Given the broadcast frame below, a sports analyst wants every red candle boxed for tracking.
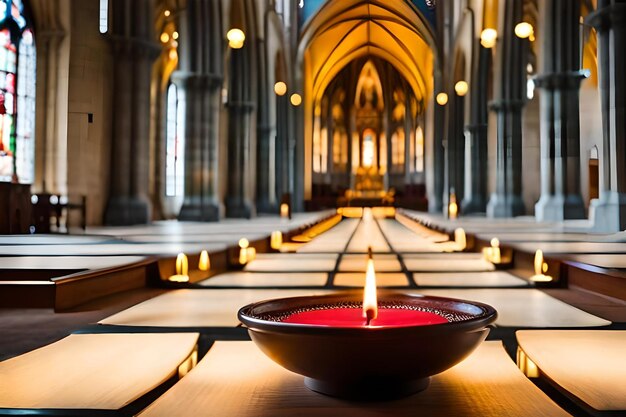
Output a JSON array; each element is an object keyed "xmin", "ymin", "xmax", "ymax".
[{"xmin": 283, "ymin": 307, "xmax": 449, "ymax": 328}]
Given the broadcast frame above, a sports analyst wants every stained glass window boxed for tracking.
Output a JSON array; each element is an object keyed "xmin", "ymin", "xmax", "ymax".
[
  {"xmin": 165, "ymin": 83, "xmax": 185, "ymax": 197},
  {"xmin": 0, "ymin": 0, "xmax": 35, "ymax": 184}
]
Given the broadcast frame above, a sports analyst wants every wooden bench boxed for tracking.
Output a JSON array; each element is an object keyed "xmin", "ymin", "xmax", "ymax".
[
  {"xmin": 516, "ymin": 330, "xmax": 626, "ymax": 415},
  {"xmin": 0, "ymin": 333, "xmax": 199, "ymax": 416},
  {"xmin": 198, "ymin": 272, "xmax": 328, "ymax": 288},
  {"xmin": 413, "ymin": 271, "xmax": 528, "ymax": 288},
  {"xmin": 136, "ymin": 341, "xmax": 570, "ymax": 417},
  {"xmin": 99, "ymin": 289, "xmax": 331, "ymax": 329},
  {"xmin": 415, "ymin": 289, "xmax": 611, "ymax": 328},
  {"xmin": 338, "ymin": 254, "xmax": 402, "ymax": 272}
]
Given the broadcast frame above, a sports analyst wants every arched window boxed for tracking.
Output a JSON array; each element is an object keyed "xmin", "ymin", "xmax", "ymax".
[
  {"xmin": 390, "ymin": 127, "xmax": 405, "ymax": 173},
  {"xmin": 165, "ymin": 83, "xmax": 185, "ymax": 197},
  {"xmin": 415, "ymin": 126, "xmax": 424, "ymax": 173},
  {"xmin": 0, "ymin": 0, "xmax": 35, "ymax": 184}
]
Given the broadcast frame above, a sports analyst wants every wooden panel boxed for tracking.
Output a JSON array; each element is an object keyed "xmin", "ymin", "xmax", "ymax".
[
  {"xmin": 339, "ymin": 254, "xmax": 402, "ymax": 272},
  {"xmin": 334, "ymin": 272, "xmax": 409, "ymax": 287},
  {"xmin": 346, "ymin": 220, "xmax": 390, "ymax": 252},
  {"xmin": 404, "ymin": 257, "xmax": 495, "ymax": 272},
  {"xmin": 244, "ymin": 254, "xmax": 338, "ymax": 272},
  {"xmin": 414, "ymin": 271, "xmax": 527, "ymax": 287},
  {"xmin": 199, "ymin": 272, "xmax": 328, "ymax": 287},
  {"xmin": 0, "ymin": 333, "xmax": 198, "ymax": 410},
  {"xmin": 517, "ymin": 330, "xmax": 626, "ymax": 411},
  {"xmin": 100, "ymin": 289, "xmax": 332, "ymax": 328},
  {"xmin": 138, "ymin": 341, "xmax": 570, "ymax": 417},
  {"xmin": 298, "ymin": 219, "xmax": 359, "ymax": 253},
  {"xmin": 415, "ymin": 289, "xmax": 611, "ymax": 328}
]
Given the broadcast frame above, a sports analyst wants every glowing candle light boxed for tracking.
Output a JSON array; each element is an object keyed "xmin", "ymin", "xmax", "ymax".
[
  {"xmin": 490, "ymin": 238, "xmax": 501, "ymax": 264},
  {"xmin": 530, "ymin": 249, "xmax": 553, "ymax": 282},
  {"xmin": 363, "ymin": 247, "xmax": 378, "ymax": 325},
  {"xmin": 239, "ymin": 238, "xmax": 250, "ymax": 265},
  {"xmin": 169, "ymin": 253, "xmax": 190, "ymax": 282},
  {"xmin": 198, "ymin": 250, "xmax": 210, "ymax": 272},
  {"xmin": 280, "ymin": 203, "xmax": 290, "ymax": 219},
  {"xmin": 270, "ymin": 231, "xmax": 283, "ymax": 250},
  {"xmin": 448, "ymin": 193, "xmax": 458, "ymax": 220},
  {"xmin": 247, "ymin": 247, "xmax": 257, "ymax": 262}
]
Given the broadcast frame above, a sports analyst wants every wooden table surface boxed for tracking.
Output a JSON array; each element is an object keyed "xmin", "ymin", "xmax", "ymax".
[
  {"xmin": 333, "ymin": 272, "xmax": 409, "ymax": 287},
  {"xmin": 339, "ymin": 254, "xmax": 402, "ymax": 272},
  {"xmin": 415, "ymin": 289, "xmax": 611, "ymax": 328},
  {"xmin": 244, "ymin": 254, "xmax": 339, "ymax": 272},
  {"xmin": 516, "ymin": 330, "xmax": 626, "ymax": 411},
  {"xmin": 403, "ymin": 257, "xmax": 495, "ymax": 272},
  {"xmin": 296, "ymin": 218, "xmax": 359, "ymax": 253},
  {"xmin": 413, "ymin": 271, "xmax": 528, "ymax": 287},
  {"xmin": 0, "ymin": 333, "xmax": 198, "ymax": 410},
  {"xmin": 199, "ymin": 272, "xmax": 329, "ymax": 287},
  {"xmin": 99, "ymin": 289, "xmax": 332, "ymax": 328},
  {"xmin": 0, "ymin": 255, "xmax": 147, "ymax": 270},
  {"xmin": 137, "ymin": 341, "xmax": 570, "ymax": 417}
]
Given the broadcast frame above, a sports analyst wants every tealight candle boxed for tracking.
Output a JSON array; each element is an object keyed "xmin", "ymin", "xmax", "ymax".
[
  {"xmin": 270, "ymin": 231, "xmax": 283, "ymax": 250},
  {"xmin": 239, "ymin": 238, "xmax": 250, "ymax": 265},
  {"xmin": 483, "ymin": 238, "xmax": 501, "ymax": 264},
  {"xmin": 530, "ymin": 249, "xmax": 553, "ymax": 282},
  {"xmin": 169, "ymin": 253, "xmax": 190, "ymax": 282},
  {"xmin": 454, "ymin": 227, "xmax": 466, "ymax": 251},
  {"xmin": 448, "ymin": 192, "xmax": 458, "ymax": 220},
  {"xmin": 280, "ymin": 203, "xmax": 290, "ymax": 219},
  {"xmin": 198, "ymin": 250, "xmax": 210, "ymax": 272}
]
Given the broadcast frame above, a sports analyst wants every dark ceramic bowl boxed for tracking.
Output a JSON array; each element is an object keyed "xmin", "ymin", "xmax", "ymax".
[{"xmin": 238, "ymin": 291, "xmax": 497, "ymax": 400}]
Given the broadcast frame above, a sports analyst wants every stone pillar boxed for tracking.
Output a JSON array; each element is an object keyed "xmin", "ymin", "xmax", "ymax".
[
  {"xmin": 462, "ymin": 42, "xmax": 490, "ymax": 213},
  {"xmin": 587, "ymin": 1, "xmax": 626, "ymax": 231},
  {"xmin": 225, "ymin": 47, "xmax": 256, "ymax": 218},
  {"xmin": 176, "ymin": 0, "xmax": 224, "ymax": 221},
  {"xmin": 429, "ymin": 95, "xmax": 445, "ymax": 213},
  {"xmin": 176, "ymin": 73, "xmax": 223, "ymax": 221},
  {"xmin": 534, "ymin": 0, "xmax": 586, "ymax": 221},
  {"xmin": 256, "ymin": 39, "xmax": 277, "ymax": 213},
  {"xmin": 104, "ymin": 1, "xmax": 159, "ymax": 225},
  {"xmin": 486, "ymin": 0, "xmax": 526, "ymax": 218}
]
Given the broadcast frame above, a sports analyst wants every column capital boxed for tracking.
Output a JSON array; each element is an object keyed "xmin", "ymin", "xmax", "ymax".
[
  {"xmin": 171, "ymin": 71, "xmax": 223, "ymax": 89},
  {"xmin": 533, "ymin": 71, "xmax": 587, "ymax": 90},
  {"xmin": 586, "ymin": 4, "xmax": 626, "ymax": 31}
]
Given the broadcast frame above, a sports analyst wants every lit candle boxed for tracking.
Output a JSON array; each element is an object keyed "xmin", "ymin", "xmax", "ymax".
[
  {"xmin": 270, "ymin": 231, "xmax": 283, "ymax": 250},
  {"xmin": 246, "ymin": 247, "xmax": 257, "ymax": 262},
  {"xmin": 198, "ymin": 250, "xmax": 210, "ymax": 272},
  {"xmin": 490, "ymin": 238, "xmax": 501, "ymax": 264},
  {"xmin": 280, "ymin": 203, "xmax": 290, "ymax": 219},
  {"xmin": 363, "ymin": 248, "xmax": 378, "ymax": 325},
  {"xmin": 530, "ymin": 249, "xmax": 553, "ymax": 282},
  {"xmin": 169, "ymin": 253, "xmax": 190, "ymax": 282},
  {"xmin": 448, "ymin": 193, "xmax": 458, "ymax": 220},
  {"xmin": 239, "ymin": 238, "xmax": 250, "ymax": 265}
]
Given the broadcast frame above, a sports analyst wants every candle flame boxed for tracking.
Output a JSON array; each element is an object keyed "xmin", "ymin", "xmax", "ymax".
[
  {"xmin": 176, "ymin": 253, "xmax": 188, "ymax": 276},
  {"xmin": 534, "ymin": 250, "xmax": 543, "ymax": 275},
  {"xmin": 199, "ymin": 250, "xmax": 210, "ymax": 271},
  {"xmin": 270, "ymin": 231, "xmax": 283, "ymax": 250},
  {"xmin": 363, "ymin": 248, "xmax": 378, "ymax": 325}
]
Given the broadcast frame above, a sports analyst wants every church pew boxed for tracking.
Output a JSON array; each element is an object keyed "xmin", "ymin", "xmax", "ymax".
[
  {"xmin": 516, "ymin": 330, "xmax": 626, "ymax": 415},
  {"xmin": 136, "ymin": 341, "xmax": 570, "ymax": 417},
  {"xmin": 0, "ymin": 333, "xmax": 199, "ymax": 416},
  {"xmin": 198, "ymin": 272, "xmax": 329, "ymax": 288},
  {"xmin": 338, "ymin": 253, "xmax": 402, "ymax": 272}
]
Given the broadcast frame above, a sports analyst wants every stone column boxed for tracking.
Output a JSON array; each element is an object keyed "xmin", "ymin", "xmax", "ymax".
[
  {"xmin": 176, "ymin": 0, "xmax": 223, "ymax": 221},
  {"xmin": 462, "ymin": 42, "xmax": 490, "ymax": 213},
  {"xmin": 176, "ymin": 73, "xmax": 223, "ymax": 221},
  {"xmin": 255, "ymin": 39, "xmax": 277, "ymax": 213},
  {"xmin": 486, "ymin": 0, "xmax": 526, "ymax": 218},
  {"xmin": 225, "ymin": 47, "xmax": 256, "ymax": 218},
  {"xmin": 534, "ymin": 0, "xmax": 586, "ymax": 221},
  {"xmin": 587, "ymin": 1, "xmax": 626, "ymax": 231},
  {"xmin": 104, "ymin": 1, "xmax": 159, "ymax": 225}
]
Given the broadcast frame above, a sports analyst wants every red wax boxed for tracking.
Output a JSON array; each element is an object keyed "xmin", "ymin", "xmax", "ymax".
[{"xmin": 282, "ymin": 308, "xmax": 448, "ymax": 328}]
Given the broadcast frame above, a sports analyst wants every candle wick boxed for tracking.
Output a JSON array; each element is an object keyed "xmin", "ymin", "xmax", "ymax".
[
  {"xmin": 365, "ymin": 308, "xmax": 375, "ymax": 326},
  {"xmin": 367, "ymin": 246, "xmax": 373, "ymax": 260}
]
